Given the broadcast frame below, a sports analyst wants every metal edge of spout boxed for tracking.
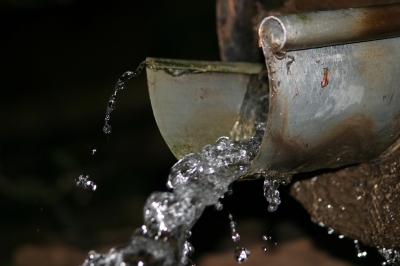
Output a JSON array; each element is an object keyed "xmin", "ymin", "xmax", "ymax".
[{"xmin": 259, "ymin": 4, "xmax": 400, "ymax": 57}]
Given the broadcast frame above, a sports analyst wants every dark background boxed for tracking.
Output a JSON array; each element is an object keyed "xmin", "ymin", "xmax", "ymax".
[{"xmin": 0, "ymin": 0, "xmax": 386, "ymax": 265}]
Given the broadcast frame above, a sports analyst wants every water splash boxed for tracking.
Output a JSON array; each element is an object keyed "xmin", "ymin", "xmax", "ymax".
[
  {"xmin": 84, "ymin": 68, "xmax": 270, "ymax": 265},
  {"xmin": 75, "ymin": 175, "xmax": 97, "ymax": 192},
  {"xmin": 83, "ymin": 124, "xmax": 265, "ymax": 266}
]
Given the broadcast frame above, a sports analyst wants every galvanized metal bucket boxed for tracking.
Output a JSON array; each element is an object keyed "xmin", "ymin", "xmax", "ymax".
[{"xmin": 147, "ymin": 4, "xmax": 400, "ymax": 177}]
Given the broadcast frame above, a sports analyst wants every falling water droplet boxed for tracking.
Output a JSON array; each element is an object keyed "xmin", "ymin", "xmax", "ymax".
[
  {"xmin": 215, "ymin": 201, "xmax": 223, "ymax": 211},
  {"xmin": 262, "ymin": 235, "xmax": 272, "ymax": 241},
  {"xmin": 92, "ymin": 149, "xmax": 97, "ymax": 155},
  {"xmin": 103, "ymin": 124, "xmax": 112, "ymax": 134},
  {"xmin": 185, "ymin": 230, "xmax": 192, "ymax": 239},
  {"xmin": 228, "ymin": 214, "xmax": 241, "ymax": 242},
  {"xmin": 76, "ymin": 175, "xmax": 97, "ymax": 192},
  {"xmin": 234, "ymin": 247, "xmax": 250, "ymax": 263},
  {"xmin": 354, "ymin": 239, "xmax": 367, "ymax": 258},
  {"xmin": 262, "ymin": 247, "xmax": 268, "ymax": 253},
  {"xmin": 268, "ymin": 203, "xmax": 278, "ymax": 212},
  {"xmin": 232, "ymin": 233, "xmax": 240, "ymax": 242}
]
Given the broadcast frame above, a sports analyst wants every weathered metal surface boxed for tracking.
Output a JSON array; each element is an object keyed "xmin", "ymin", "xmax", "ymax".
[
  {"xmin": 148, "ymin": 5, "xmax": 400, "ymax": 177},
  {"xmin": 216, "ymin": 0, "xmax": 400, "ymax": 63},
  {"xmin": 254, "ymin": 6, "xmax": 400, "ymax": 175},
  {"xmin": 146, "ymin": 58, "xmax": 264, "ymax": 159},
  {"xmin": 259, "ymin": 4, "xmax": 400, "ymax": 57}
]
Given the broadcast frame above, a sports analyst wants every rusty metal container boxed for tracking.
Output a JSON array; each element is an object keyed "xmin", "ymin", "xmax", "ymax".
[{"xmin": 147, "ymin": 4, "xmax": 400, "ymax": 177}]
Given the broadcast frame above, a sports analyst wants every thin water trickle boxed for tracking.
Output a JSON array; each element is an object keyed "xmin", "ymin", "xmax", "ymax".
[
  {"xmin": 103, "ymin": 61, "xmax": 148, "ymax": 135},
  {"xmin": 229, "ymin": 214, "xmax": 241, "ymax": 242}
]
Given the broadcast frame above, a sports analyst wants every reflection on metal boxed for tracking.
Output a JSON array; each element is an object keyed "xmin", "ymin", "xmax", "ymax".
[
  {"xmin": 148, "ymin": 4, "xmax": 400, "ymax": 178},
  {"xmin": 259, "ymin": 4, "xmax": 400, "ymax": 57},
  {"xmin": 255, "ymin": 4, "xmax": 400, "ymax": 175},
  {"xmin": 146, "ymin": 58, "xmax": 263, "ymax": 159}
]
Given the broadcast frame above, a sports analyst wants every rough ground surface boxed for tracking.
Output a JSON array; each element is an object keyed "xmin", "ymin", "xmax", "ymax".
[{"xmin": 290, "ymin": 150, "xmax": 400, "ymax": 248}]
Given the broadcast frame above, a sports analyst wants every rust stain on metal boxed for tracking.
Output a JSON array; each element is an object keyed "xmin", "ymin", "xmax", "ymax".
[
  {"xmin": 321, "ymin": 67, "xmax": 330, "ymax": 87},
  {"xmin": 258, "ymin": 28, "xmax": 264, "ymax": 48},
  {"xmin": 228, "ymin": 0, "xmax": 236, "ymax": 17},
  {"xmin": 388, "ymin": 89, "xmax": 395, "ymax": 106},
  {"xmin": 286, "ymin": 55, "xmax": 295, "ymax": 74},
  {"xmin": 266, "ymin": 52, "xmax": 279, "ymax": 99},
  {"xmin": 356, "ymin": 5, "xmax": 400, "ymax": 41}
]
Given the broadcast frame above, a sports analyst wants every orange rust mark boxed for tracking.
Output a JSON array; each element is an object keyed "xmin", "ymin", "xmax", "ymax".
[
  {"xmin": 286, "ymin": 55, "xmax": 295, "ymax": 75},
  {"xmin": 229, "ymin": 0, "xmax": 236, "ymax": 17},
  {"xmin": 321, "ymin": 68, "xmax": 330, "ymax": 88},
  {"xmin": 259, "ymin": 28, "xmax": 264, "ymax": 47}
]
